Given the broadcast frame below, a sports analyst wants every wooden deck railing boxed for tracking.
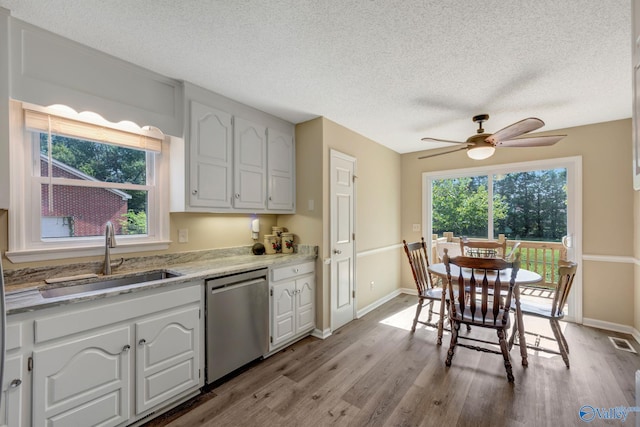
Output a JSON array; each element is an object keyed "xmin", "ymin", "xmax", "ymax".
[{"xmin": 432, "ymin": 233, "xmax": 566, "ymax": 288}]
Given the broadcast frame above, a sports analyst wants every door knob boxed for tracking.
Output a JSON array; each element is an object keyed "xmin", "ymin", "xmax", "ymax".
[{"xmin": 333, "ymin": 249, "xmax": 342, "ymax": 254}]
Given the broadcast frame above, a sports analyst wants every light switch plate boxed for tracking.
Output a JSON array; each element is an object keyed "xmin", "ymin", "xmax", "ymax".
[{"xmin": 178, "ymin": 229, "xmax": 188, "ymax": 243}]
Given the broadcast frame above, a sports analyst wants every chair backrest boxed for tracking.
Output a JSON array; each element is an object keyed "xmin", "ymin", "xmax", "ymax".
[
  {"xmin": 459, "ymin": 237, "xmax": 507, "ymax": 259},
  {"xmin": 551, "ymin": 261, "xmax": 578, "ymax": 317},
  {"xmin": 444, "ymin": 250, "xmax": 521, "ymax": 326},
  {"xmin": 436, "ymin": 241, "xmax": 462, "ymax": 262},
  {"xmin": 403, "ymin": 237, "xmax": 435, "ymax": 294}
]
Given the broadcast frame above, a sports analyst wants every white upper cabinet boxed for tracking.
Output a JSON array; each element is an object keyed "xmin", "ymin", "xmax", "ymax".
[
  {"xmin": 267, "ymin": 128, "xmax": 295, "ymax": 211},
  {"xmin": 189, "ymin": 101, "xmax": 233, "ymax": 209},
  {"xmin": 234, "ymin": 117, "xmax": 267, "ymax": 210},
  {"xmin": 177, "ymin": 83, "xmax": 295, "ymax": 213}
]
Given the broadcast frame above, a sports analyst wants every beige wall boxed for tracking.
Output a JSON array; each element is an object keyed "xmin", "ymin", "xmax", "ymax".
[
  {"xmin": 401, "ymin": 118, "xmax": 635, "ymax": 326},
  {"xmin": 0, "ymin": 210, "xmax": 279, "ymax": 270},
  {"xmin": 321, "ymin": 119, "xmax": 402, "ymax": 316},
  {"xmin": 281, "ymin": 117, "xmax": 402, "ymax": 330}
]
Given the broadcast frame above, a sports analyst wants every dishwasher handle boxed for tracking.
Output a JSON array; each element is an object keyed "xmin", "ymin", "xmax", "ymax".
[{"xmin": 209, "ymin": 278, "xmax": 266, "ymax": 293}]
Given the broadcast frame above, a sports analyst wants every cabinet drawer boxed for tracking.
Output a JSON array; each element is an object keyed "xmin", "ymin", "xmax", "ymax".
[
  {"xmin": 271, "ymin": 261, "xmax": 314, "ymax": 282},
  {"xmin": 34, "ymin": 282, "xmax": 202, "ymax": 343}
]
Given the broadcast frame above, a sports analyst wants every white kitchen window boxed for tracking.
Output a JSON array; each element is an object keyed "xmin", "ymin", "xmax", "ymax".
[{"xmin": 6, "ymin": 101, "xmax": 171, "ymax": 262}]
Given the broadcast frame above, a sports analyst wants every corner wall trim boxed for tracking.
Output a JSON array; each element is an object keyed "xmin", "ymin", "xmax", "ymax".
[{"xmin": 311, "ymin": 328, "xmax": 332, "ymax": 340}]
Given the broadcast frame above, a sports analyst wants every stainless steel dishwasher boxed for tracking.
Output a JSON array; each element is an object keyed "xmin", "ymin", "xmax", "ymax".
[{"xmin": 205, "ymin": 268, "xmax": 268, "ymax": 384}]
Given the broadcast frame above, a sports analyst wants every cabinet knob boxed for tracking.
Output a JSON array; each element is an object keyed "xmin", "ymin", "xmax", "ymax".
[
  {"xmin": 192, "ymin": 189, "xmax": 198, "ymax": 195},
  {"xmin": 139, "ymin": 339, "xmax": 147, "ymax": 346},
  {"xmin": 122, "ymin": 344, "xmax": 131, "ymax": 353},
  {"xmin": 9, "ymin": 379, "xmax": 21, "ymax": 388},
  {"xmin": 235, "ymin": 193, "xmax": 240, "ymax": 199},
  {"xmin": 294, "ymin": 268, "xmax": 299, "ymax": 273}
]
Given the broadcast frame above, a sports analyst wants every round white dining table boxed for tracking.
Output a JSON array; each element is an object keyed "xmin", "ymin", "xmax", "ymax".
[{"xmin": 428, "ymin": 262, "xmax": 542, "ymax": 366}]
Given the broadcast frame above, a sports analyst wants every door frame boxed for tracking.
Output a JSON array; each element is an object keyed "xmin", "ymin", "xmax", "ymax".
[
  {"xmin": 330, "ymin": 149, "xmax": 357, "ymax": 331},
  {"xmin": 422, "ymin": 156, "xmax": 583, "ymax": 323}
]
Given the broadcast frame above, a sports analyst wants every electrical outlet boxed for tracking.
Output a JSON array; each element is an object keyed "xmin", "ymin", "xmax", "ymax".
[
  {"xmin": 412, "ymin": 224, "xmax": 421, "ymax": 232},
  {"xmin": 178, "ymin": 229, "xmax": 189, "ymax": 243}
]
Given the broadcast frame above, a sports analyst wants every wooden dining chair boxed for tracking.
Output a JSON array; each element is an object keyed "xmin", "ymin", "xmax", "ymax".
[
  {"xmin": 444, "ymin": 249, "xmax": 521, "ymax": 382},
  {"xmin": 508, "ymin": 260, "xmax": 578, "ymax": 368},
  {"xmin": 403, "ymin": 238, "xmax": 447, "ymax": 345}
]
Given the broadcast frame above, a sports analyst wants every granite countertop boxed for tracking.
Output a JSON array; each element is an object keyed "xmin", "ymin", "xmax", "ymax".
[{"xmin": 5, "ymin": 245, "xmax": 318, "ymax": 315}]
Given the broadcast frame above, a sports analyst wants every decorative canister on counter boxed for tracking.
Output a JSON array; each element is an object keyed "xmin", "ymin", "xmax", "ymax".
[
  {"xmin": 281, "ymin": 232, "xmax": 294, "ymax": 254},
  {"xmin": 271, "ymin": 226, "xmax": 284, "ymax": 252},
  {"xmin": 264, "ymin": 234, "xmax": 277, "ymax": 254}
]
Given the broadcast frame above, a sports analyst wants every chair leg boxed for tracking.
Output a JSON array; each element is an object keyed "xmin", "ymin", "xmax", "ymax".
[
  {"xmin": 411, "ymin": 298, "xmax": 424, "ymax": 333},
  {"xmin": 508, "ymin": 315, "xmax": 519, "ymax": 351},
  {"xmin": 445, "ymin": 322, "xmax": 460, "ymax": 367},
  {"xmin": 436, "ymin": 293, "xmax": 446, "ymax": 345},
  {"xmin": 498, "ymin": 329, "xmax": 515, "ymax": 383},
  {"xmin": 550, "ymin": 319, "xmax": 570, "ymax": 368}
]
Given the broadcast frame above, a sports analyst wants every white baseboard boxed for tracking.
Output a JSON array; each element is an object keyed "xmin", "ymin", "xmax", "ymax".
[
  {"xmin": 311, "ymin": 328, "xmax": 332, "ymax": 340},
  {"xmin": 582, "ymin": 317, "xmax": 640, "ymax": 344},
  {"xmin": 355, "ymin": 290, "xmax": 640, "ymax": 346},
  {"xmin": 356, "ymin": 288, "xmax": 416, "ymax": 318}
]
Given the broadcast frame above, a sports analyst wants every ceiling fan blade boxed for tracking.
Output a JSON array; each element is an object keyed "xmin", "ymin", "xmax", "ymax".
[
  {"xmin": 421, "ymin": 137, "xmax": 468, "ymax": 145},
  {"xmin": 497, "ymin": 134, "xmax": 566, "ymax": 147},
  {"xmin": 418, "ymin": 146, "xmax": 468, "ymax": 159},
  {"xmin": 485, "ymin": 118, "xmax": 545, "ymax": 144}
]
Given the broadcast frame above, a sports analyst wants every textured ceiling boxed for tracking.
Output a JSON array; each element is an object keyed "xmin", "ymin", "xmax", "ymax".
[{"xmin": 0, "ymin": 0, "xmax": 631, "ymax": 154}]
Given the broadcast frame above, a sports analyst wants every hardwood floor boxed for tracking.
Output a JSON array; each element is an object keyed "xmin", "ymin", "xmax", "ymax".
[{"xmin": 144, "ymin": 294, "xmax": 640, "ymax": 426}]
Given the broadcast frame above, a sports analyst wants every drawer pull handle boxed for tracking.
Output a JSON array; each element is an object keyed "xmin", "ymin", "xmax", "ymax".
[
  {"xmin": 122, "ymin": 344, "xmax": 131, "ymax": 353},
  {"xmin": 139, "ymin": 339, "xmax": 147, "ymax": 346},
  {"xmin": 9, "ymin": 379, "xmax": 21, "ymax": 388},
  {"xmin": 333, "ymin": 249, "xmax": 342, "ymax": 254}
]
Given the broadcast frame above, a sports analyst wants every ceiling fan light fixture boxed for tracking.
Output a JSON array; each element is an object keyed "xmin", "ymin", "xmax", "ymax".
[{"xmin": 467, "ymin": 145, "xmax": 495, "ymax": 160}]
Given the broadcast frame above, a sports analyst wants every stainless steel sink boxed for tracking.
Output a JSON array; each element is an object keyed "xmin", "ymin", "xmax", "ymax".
[{"xmin": 40, "ymin": 270, "xmax": 181, "ymax": 299}]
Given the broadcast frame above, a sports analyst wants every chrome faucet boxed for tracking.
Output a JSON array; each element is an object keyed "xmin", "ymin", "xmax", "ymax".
[{"xmin": 103, "ymin": 221, "xmax": 117, "ymax": 275}]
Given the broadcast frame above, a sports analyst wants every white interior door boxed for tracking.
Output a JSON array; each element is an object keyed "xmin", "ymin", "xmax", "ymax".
[{"xmin": 330, "ymin": 150, "xmax": 356, "ymax": 331}]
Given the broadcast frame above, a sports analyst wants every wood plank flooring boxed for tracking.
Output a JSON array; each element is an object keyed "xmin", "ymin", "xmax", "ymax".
[{"xmin": 144, "ymin": 294, "xmax": 640, "ymax": 426}]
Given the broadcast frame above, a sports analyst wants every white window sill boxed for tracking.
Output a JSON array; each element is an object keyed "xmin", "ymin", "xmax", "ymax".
[{"xmin": 6, "ymin": 240, "xmax": 172, "ymax": 264}]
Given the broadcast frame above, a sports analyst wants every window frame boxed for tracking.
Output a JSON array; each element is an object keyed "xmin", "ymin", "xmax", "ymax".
[
  {"xmin": 6, "ymin": 101, "xmax": 171, "ymax": 263},
  {"xmin": 422, "ymin": 156, "xmax": 583, "ymax": 323}
]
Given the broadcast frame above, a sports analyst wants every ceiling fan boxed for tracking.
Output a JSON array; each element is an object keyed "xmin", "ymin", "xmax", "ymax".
[{"xmin": 419, "ymin": 114, "xmax": 566, "ymax": 160}]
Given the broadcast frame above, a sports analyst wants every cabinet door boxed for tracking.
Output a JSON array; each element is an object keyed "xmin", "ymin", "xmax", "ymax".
[
  {"xmin": 267, "ymin": 128, "xmax": 294, "ymax": 211},
  {"xmin": 32, "ymin": 326, "xmax": 131, "ymax": 427},
  {"xmin": 296, "ymin": 275, "xmax": 315, "ymax": 334},
  {"xmin": 189, "ymin": 100, "xmax": 233, "ymax": 208},
  {"xmin": 271, "ymin": 280, "xmax": 296, "ymax": 349},
  {"xmin": 234, "ymin": 117, "xmax": 267, "ymax": 209},
  {"xmin": 135, "ymin": 305, "xmax": 201, "ymax": 414},
  {"xmin": 0, "ymin": 356, "xmax": 23, "ymax": 427}
]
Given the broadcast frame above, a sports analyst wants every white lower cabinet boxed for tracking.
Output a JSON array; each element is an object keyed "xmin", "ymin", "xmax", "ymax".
[
  {"xmin": 1, "ymin": 321, "xmax": 25, "ymax": 427},
  {"xmin": 270, "ymin": 262, "xmax": 315, "ymax": 351},
  {"xmin": 32, "ymin": 326, "xmax": 131, "ymax": 427},
  {"xmin": 135, "ymin": 305, "xmax": 200, "ymax": 414},
  {"xmin": 19, "ymin": 280, "xmax": 203, "ymax": 427}
]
